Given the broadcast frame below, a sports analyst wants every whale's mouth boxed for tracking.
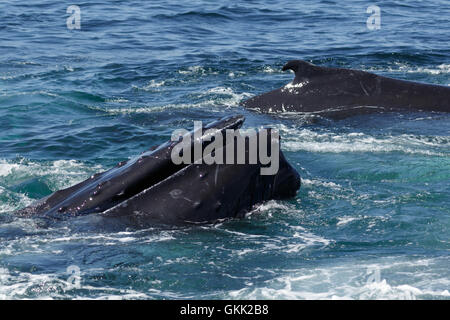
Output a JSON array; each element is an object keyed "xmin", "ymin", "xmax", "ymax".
[
  {"xmin": 16, "ymin": 114, "xmax": 301, "ymax": 223},
  {"xmin": 16, "ymin": 115, "xmax": 246, "ymax": 218}
]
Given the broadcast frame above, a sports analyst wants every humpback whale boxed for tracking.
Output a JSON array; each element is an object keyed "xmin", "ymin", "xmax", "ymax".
[
  {"xmin": 16, "ymin": 116, "xmax": 300, "ymax": 227},
  {"xmin": 241, "ymin": 60, "xmax": 450, "ymax": 118}
]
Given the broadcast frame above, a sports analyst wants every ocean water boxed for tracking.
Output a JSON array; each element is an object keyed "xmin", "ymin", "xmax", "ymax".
[{"xmin": 0, "ymin": 0, "xmax": 449, "ymax": 300}]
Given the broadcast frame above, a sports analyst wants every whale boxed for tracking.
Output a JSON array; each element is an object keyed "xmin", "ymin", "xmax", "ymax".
[
  {"xmin": 241, "ymin": 60, "xmax": 450, "ymax": 118},
  {"xmin": 16, "ymin": 115, "xmax": 301, "ymax": 227}
]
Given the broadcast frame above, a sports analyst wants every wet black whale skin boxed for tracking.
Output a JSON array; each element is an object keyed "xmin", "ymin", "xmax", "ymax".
[
  {"xmin": 16, "ymin": 116, "xmax": 301, "ymax": 226},
  {"xmin": 242, "ymin": 60, "xmax": 450, "ymax": 118}
]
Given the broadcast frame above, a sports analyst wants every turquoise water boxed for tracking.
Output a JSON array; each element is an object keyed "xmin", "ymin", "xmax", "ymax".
[{"xmin": 0, "ymin": 0, "xmax": 449, "ymax": 299}]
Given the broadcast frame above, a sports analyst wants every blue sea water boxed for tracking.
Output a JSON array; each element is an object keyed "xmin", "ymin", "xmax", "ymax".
[{"xmin": 0, "ymin": 0, "xmax": 449, "ymax": 299}]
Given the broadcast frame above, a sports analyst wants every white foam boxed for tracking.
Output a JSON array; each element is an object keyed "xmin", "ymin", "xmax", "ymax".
[
  {"xmin": 281, "ymin": 81, "xmax": 309, "ymax": 94},
  {"xmin": 234, "ymin": 248, "xmax": 255, "ymax": 256},
  {"xmin": 276, "ymin": 124, "xmax": 449, "ymax": 156},
  {"xmin": 178, "ymin": 65, "xmax": 202, "ymax": 74},
  {"xmin": 133, "ymin": 79, "xmax": 167, "ymax": 91},
  {"xmin": 0, "ymin": 90, "xmax": 59, "ymax": 98},
  {"xmin": 205, "ymin": 86, "xmax": 253, "ymax": 105},
  {"xmin": 301, "ymin": 178, "xmax": 342, "ymax": 190},
  {"xmin": 365, "ymin": 63, "xmax": 450, "ymax": 76},
  {"xmin": 226, "ymin": 257, "xmax": 450, "ymax": 300},
  {"xmin": 12, "ymin": 61, "xmax": 39, "ymax": 66},
  {"xmin": 262, "ymin": 66, "xmax": 279, "ymax": 73},
  {"xmin": 92, "ymin": 87, "xmax": 252, "ymax": 114},
  {"xmin": 0, "ymin": 162, "xmax": 20, "ymax": 177},
  {"xmin": 0, "ymin": 267, "xmax": 154, "ymax": 300},
  {"xmin": 0, "ymin": 159, "xmax": 104, "ymax": 213},
  {"xmin": 253, "ymin": 200, "xmax": 291, "ymax": 212},
  {"xmin": 0, "ymin": 74, "xmax": 18, "ymax": 80},
  {"xmin": 290, "ymin": 225, "xmax": 331, "ymax": 250},
  {"xmin": 402, "ymin": 63, "xmax": 450, "ymax": 75},
  {"xmin": 177, "ymin": 65, "xmax": 218, "ymax": 75},
  {"xmin": 337, "ymin": 216, "xmax": 358, "ymax": 226},
  {"xmin": 105, "ymin": 98, "xmax": 129, "ymax": 103}
]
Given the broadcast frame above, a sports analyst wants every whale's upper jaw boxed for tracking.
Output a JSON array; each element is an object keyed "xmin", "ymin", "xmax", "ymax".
[{"xmin": 16, "ymin": 115, "xmax": 247, "ymax": 219}]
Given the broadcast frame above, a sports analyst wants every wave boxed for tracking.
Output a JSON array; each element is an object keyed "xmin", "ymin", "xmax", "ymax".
[
  {"xmin": 226, "ymin": 256, "xmax": 450, "ymax": 300},
  {"xmin": 276, "ymin": 124, "xmax": 450, "ymax": 156},
  {"xmin": 90, "ymin": 86, "xmax": 251, "ymax": 114},
  {"xmin": 365, "ymin": 62, "xmax": 450, "ymax": 76},
  {"xmin": 177, "ymin": 65, "xmax": 218, "ymax": 75},
  {"xmin": 0, "ymin": 159, "xmax": 104, "ymax": 213}
]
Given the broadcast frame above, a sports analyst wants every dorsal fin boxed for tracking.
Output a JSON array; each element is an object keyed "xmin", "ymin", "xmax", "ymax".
[{"xmin": 282, "ymin": 60, "xmax": 327, "ymax": 83}]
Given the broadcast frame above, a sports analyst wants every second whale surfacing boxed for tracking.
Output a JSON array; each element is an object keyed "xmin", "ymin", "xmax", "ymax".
[
  {"xmin": 16, "ymin": 115, "xmax": 300, "ymax": 227},
  {"xmin": 241, "ymin": 60, "xmax": 450, "ymax": 118}
]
